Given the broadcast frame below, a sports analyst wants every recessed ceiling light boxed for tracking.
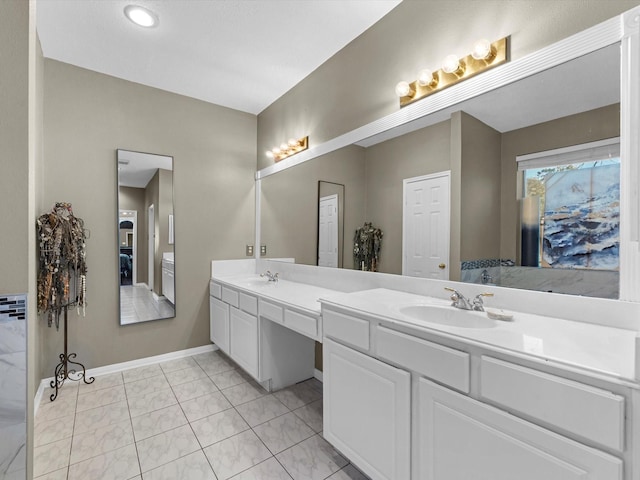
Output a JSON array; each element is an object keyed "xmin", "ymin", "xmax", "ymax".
[{"xmin": 124, "ymin": 5, "xmax": 158, "ymax": 28}]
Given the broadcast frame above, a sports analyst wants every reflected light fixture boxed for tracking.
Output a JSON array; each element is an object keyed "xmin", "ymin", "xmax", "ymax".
[
  {"xmin": 124, "ymin": 5, "xmax": 159, "ymax": 28},
  {"xmin": 395, "ymin": 36, "xmax": 509, "ymax": 108},
  {"xmin": 265, "ymin": 136, "xmax": 309, "ymax": 162}
]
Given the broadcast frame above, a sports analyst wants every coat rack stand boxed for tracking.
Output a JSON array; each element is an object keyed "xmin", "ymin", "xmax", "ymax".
[{"xmin": 50, "ymin": 305, "xmax": 94, "ymax": 401}]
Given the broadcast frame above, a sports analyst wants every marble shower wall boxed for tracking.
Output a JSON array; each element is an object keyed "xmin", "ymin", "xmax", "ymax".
[
  {"xmin": 0, "ymin": 294, "xmax": 26, "ymax": 480},
  {"xmin": 461, "ymin": 262, "xmax": 619, "ymax": 299}
]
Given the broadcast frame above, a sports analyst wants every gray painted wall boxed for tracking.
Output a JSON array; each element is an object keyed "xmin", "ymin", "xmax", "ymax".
[
  {"xmin": 257, "ymin": 0, "xmax": 639, "ymax": 170},
  {"xmin": 40, "ymin": 60, "xmax": 256, "ymax": 377}
]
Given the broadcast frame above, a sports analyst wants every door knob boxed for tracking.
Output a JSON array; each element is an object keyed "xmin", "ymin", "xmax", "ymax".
[{"xmin": 439, "ymin": 263, "xmax": 446, "ymax": 269}]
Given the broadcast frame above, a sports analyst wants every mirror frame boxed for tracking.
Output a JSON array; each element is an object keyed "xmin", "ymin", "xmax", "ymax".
[
  {"xmin": 255, "ymin": 7, "xmax": 640, "ymax": 302},
  {"xmin": 116, "ymin": 149, "xmax": 176, "ymax": 325}
]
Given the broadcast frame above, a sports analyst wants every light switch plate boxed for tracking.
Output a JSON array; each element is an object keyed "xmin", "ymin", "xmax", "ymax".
[
  {"xmin": 260, "ymin": 245, "xmax": 267, "ymax": 255},
  {"xmin": 246, "ymin": 245, "xmax": 254, "ymax": 256}
]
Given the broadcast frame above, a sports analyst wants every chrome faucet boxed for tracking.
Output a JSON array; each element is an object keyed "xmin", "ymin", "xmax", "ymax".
[
  {"xmin": 260, "ymin": 270, "xmax": 279, "ymax": 282},
  {"xmin": 445, "ymin": 287, "xmax": 493, "ymax": 311}
]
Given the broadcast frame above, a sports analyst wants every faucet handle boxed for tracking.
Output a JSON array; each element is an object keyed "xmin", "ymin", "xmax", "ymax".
[{"xmin": 472, "ymin": 292, "xmax": 494, "ymax": 311}]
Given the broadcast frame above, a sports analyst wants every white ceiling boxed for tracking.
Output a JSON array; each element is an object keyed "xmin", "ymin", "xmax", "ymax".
[
  {"xmin": 118, "ymin": 149, "xmax": 172, "ymax": 188},
  {"xmin": 36, "ymin": 0, "xmax": 402, "ymax": 115}
]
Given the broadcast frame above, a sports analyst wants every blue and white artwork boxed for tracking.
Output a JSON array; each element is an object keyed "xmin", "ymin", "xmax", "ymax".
[{"xmin": 542, "ymin": 163, "xmax": 619, "ymax": 270}]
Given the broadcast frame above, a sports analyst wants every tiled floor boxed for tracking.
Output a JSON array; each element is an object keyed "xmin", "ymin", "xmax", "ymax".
[
  {"xmin": 34, "ymin": 349, "xmax": 371, "ymax": 480},
  {"xmin": 120, "ymin": 285, "xmax": 174, "ymax": 325}
]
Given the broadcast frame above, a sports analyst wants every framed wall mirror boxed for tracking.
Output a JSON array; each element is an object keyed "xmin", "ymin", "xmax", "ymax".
[
  {"xmin": 259, "ymin": 38, "xmax": 625, "ymax": 300},
  {"xmin": 117, "ymin": 149, "xmax": 175, "ymax": 325}
]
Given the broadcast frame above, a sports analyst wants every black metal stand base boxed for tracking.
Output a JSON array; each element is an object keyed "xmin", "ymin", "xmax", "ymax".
[{"xmin": 49, "ymin": 306, "xmax": 95, "ymax": 402}]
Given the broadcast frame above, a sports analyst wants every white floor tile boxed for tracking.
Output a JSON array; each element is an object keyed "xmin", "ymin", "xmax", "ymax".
[
  {"xmin": 123, "ymin": 374, "xmax": 170, "ymax": 398},
  {"xmin": 276, "ymin": 434, "xmax": 347, "ymax": 480},
  {"xmin": 235, "ymin": 395, "xmax": 290, "ymax": 427},
  {"xmin": 34, "ymin": 466, "xmax": 68, "ymax": 480},
  {"xmin": 159, "ymin": 356, "xmax": 198, "ymax": 374},
  {"xmin": 273, "ymin": 382, "xmax": 322, "ymax": 411},
  {"xmin": 171, "ymin": 377, "xmax": 218, "ymax": 403},
  {"xmin": 131, "ymin": 404, "xmax": 187, "ymax": 441},
  {"xmin": 34, "ymin": 414, "xmax": 74, "ymax": 447},
  {"xmin": 164, "ymin": 365, "xmax": 208, "ymax": 387},
  {"xmin": 74, "ymin": 400, "xmax": 130, "ymax": 436},
  {"xmin": 203, "ymin": 429, "xmax": 271, "ymax": 480},
  {"xmin": 33, "ymin": 437, "xmax": 72, "ymax": 478},
  {"xmin": 327, "ymin": 464, "xmax": 372, "ymax": 480},
  {"xmin": 122, "ymin": 364, "xmax": 163, "ymax": 383},
  {"xmin": 292, "ymin": 399, "xmax": 323, "ymax": 433},
  {"xmin": 230, "ymin": 457, "xmax": 293, "ymax": 480},
  {"xmin": 69, "ymin": 419, "xmax": 134, "ymax": 465},
  {"xmin": 127, "ymin": 387, "xmax": 177, "ymax": 418},
  {"xmin": 190, "ymin": 409, "xmax": 249, "ymax": 447},
  {"xmin": 75, "ymin": 384, "xmax": 126, "ymax": 413},
  {"xmin": 67, "ymin": 443, "xmax": 139, "ymax": 480},
  {"xmin": 78, "ymin": 372, "xmax": 123, "ymax": 395},
  {"xmin": 180, "ymin": 391, "xmax": 232, "ymax": 422},
  {"xmin": 220, "ymin": 381, "xmax": 266, "ymax": 406},
  {"xmin": 209, "ymin": 368, "xmax": 248, "ymax": 390},
  {"xmin": 253, "ymin": 412, "xmax": 314, "ymax": 455},
  {"xmin": 136, "ymin": 424, "xmax": 200, "ymax": 473},
  {"xmin": 142, "ymin": 449, "xmax": 216, "ymax": 480}
]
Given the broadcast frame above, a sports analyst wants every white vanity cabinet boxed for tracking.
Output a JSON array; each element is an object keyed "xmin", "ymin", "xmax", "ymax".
[
  {"xmin": 229, "ymin": 306, "xmax": 258, "ymax": 379},
  {"xmin": 323, "ymin": 338, "xmax": 411, "ymax": 480},
  {"xmin": 209, "ymin": 279, "xmax": 315, "ymax": 391},
  {"xmin": 321, "ymin": 304, "xmax": 628, "ymax": 480},
  {"xmin": 209, "ymin": 296, "xmax": 229, "ymax": 354}
]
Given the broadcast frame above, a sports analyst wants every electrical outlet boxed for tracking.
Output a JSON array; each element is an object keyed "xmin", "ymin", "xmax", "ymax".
[
  {"xmin": 246, "ymin": 245, "xmax": 254, "ymax": 256},
  {"xmin": 260, "ymin": 245, "xmax": 267, "ymax": 255}
]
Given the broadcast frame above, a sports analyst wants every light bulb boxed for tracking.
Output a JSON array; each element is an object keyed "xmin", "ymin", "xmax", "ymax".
[
  {"xmin": 472, "ymin": 39, "xmax": 492, "ymax": 60},
  {"xmin": 124, "ymin": 5, "xmax": 158, "ymax": 28},
  {"xmin": 442, "ymin": 54, "xmax": 461, "ymax": 74},
  {"xmin": 395, "ymin": 81, "xmax": 414, "ymax": 98},
  {"xmin": 266, "ymin": 151, "xmax": 274, "ymax": 159},
  {"xmin": 280, "ymin": 143, "xmax": 288, "ymax": 151},
  {"xmin": 272, "ymin": 147, "xmax": 281, "ymax": 155},
  {"xmin": 417, "ymin": 69, "xmax": 436, "ymax": 87},
  {"xmin": 288, "ymin": 139, "xmax": 298, "ymax": 147}
]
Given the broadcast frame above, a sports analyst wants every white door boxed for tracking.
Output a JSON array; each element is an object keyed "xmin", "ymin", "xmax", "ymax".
[
  {"xmin": 230, "ymin": 307, "xmax": 259, "ymax": 379},
  {"xmin": 402, "ymin": 172, "xmax": 450, "ymax": 279},
  {"xmin": 209, "ymin": 296, "xmax": 230, "ymax": 353},
  {"xmin": 323, "ymin": 338, "xmax": 411, "ymax": 480},
  {"xmin": 417, "ymin": 378, "xmax": 622, "ymax": 480},
  {"xmin": 119, "ymin": 210, "xmax": 137, "ymax": 284},
  {"xmin": 148, "ymin": 204, "xmax": 155, "ymax": 291},
  {"xmin": 318, "ymin": 194, "xmax": 339, "ymax": 267}
]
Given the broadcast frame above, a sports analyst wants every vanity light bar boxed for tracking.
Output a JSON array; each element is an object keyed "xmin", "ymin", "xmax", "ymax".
[
  {"xmin": 396, "ymin": 37, "xmax": 509, "ymax": 108},
  {"xmin": 265, "ymin": 136, "xmax": 309, "ymax": 162}
]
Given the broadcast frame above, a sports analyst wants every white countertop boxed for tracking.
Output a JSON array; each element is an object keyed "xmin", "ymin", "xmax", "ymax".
[
  {"xmin": 321, "ymin": 288, "xmax": 638, "ymax": 382},
  {"xmin": 211, "ymin": 274, "xmax": 341, "ymax": 315}
]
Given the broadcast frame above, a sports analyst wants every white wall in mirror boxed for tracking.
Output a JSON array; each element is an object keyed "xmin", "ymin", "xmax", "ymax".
[
  {"xmin": 117, "ymin": 149, "xmax": 176, "ymax": 324},
  {"xmin": 256, "ymin": 6, "xmax": 640, "ymax": 302}
]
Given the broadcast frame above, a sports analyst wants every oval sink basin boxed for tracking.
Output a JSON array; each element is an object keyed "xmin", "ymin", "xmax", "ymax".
[
  {"xmin": 398, "ymin": 304, "xmax": 497, "ymax": 329},
  {"xmin": 236, "ymin": 278, "xmax": 275, "ymax": 288}
]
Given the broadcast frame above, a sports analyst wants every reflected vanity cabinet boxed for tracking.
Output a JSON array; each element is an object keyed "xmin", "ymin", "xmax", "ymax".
[{"xmin": 322, "ymin": 304, "xmax": 629, "ymax": 480}]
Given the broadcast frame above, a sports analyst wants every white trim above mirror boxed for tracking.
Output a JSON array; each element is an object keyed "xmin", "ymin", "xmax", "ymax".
[{"xmin": 256, "ymin": 6, "xmax": 640, "ymax": 302}]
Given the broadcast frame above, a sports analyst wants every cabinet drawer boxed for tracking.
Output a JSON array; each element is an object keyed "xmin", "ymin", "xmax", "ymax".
[
  {"xmin": 377, "ymin": 326, "xmax": 469, "ymax": 393},
  {"xmin": 323, "ymin": 309, "xmax": 370, "ymax": 351},
  {"xmin": 285, "ymin": 309, "xmax": 318, "ymax": 339},
  {"xmin": 239, "ymin": 292, "xmax": 258, "ymax": 316},
  {"xmin": 480, "ymin": 356, "xmax": 625, "ymax": 452},
  {"xmin": 209, "ymin": 281, "xmax": 222, "ymax": 299},
  {"xmin": 221, "ymin": 286, "xmax": 239, "ymax": 308},
  {"xmin": 259, "ymin": 299, "xmax": 283, "ymax": 324}
]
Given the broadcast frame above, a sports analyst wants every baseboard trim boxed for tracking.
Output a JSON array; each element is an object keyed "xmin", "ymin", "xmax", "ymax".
[
  {"xmin": 314, "ymin": 368, "xmax": 323, "ymax": 382},
  {"xmin": 35, "ymin": 343, "xmax": 218, "ymax": 416}
]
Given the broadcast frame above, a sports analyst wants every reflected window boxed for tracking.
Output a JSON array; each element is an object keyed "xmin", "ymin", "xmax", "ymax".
[{"xmin": 518, "ymin": 138, "xmax": 620, "ymax": 270}]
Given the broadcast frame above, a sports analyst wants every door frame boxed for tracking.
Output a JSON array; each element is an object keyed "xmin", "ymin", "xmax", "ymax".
[
  {"xmin": 119, "ymin": 209, "xmax": 137, "ymax": 284},
  {"xmin": 148, "ymin": 203, "xmax": 155, "ymax": 292},
  {"xmin": 402, "ymin": 171, "xmax": 451, "ymax": 278}
]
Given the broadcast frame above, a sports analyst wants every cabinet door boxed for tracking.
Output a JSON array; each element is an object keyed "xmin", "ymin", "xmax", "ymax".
[
  {"xmin": 417, "ymin": 378, "xmax": 622, "ymax": 480},
  {"xmin": 230, "ymin": 307, "xmax": 258, "ymax": 379},
  {"xmin": 209, "ymin": 296, "xmax": 229, "ymax": 354},
  {"xmin": 323, "ymin": 338, "xmax": 410, "ymax": 480}
]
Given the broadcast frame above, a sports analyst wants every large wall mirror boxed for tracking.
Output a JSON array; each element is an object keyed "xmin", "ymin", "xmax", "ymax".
[
  {"xmin": 117, "ymin": 149, "xmax": 175, "ymax": 325},
  {"xmin": 260, "ymin": 42, "xmax": 622, "ymax": 299}
]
